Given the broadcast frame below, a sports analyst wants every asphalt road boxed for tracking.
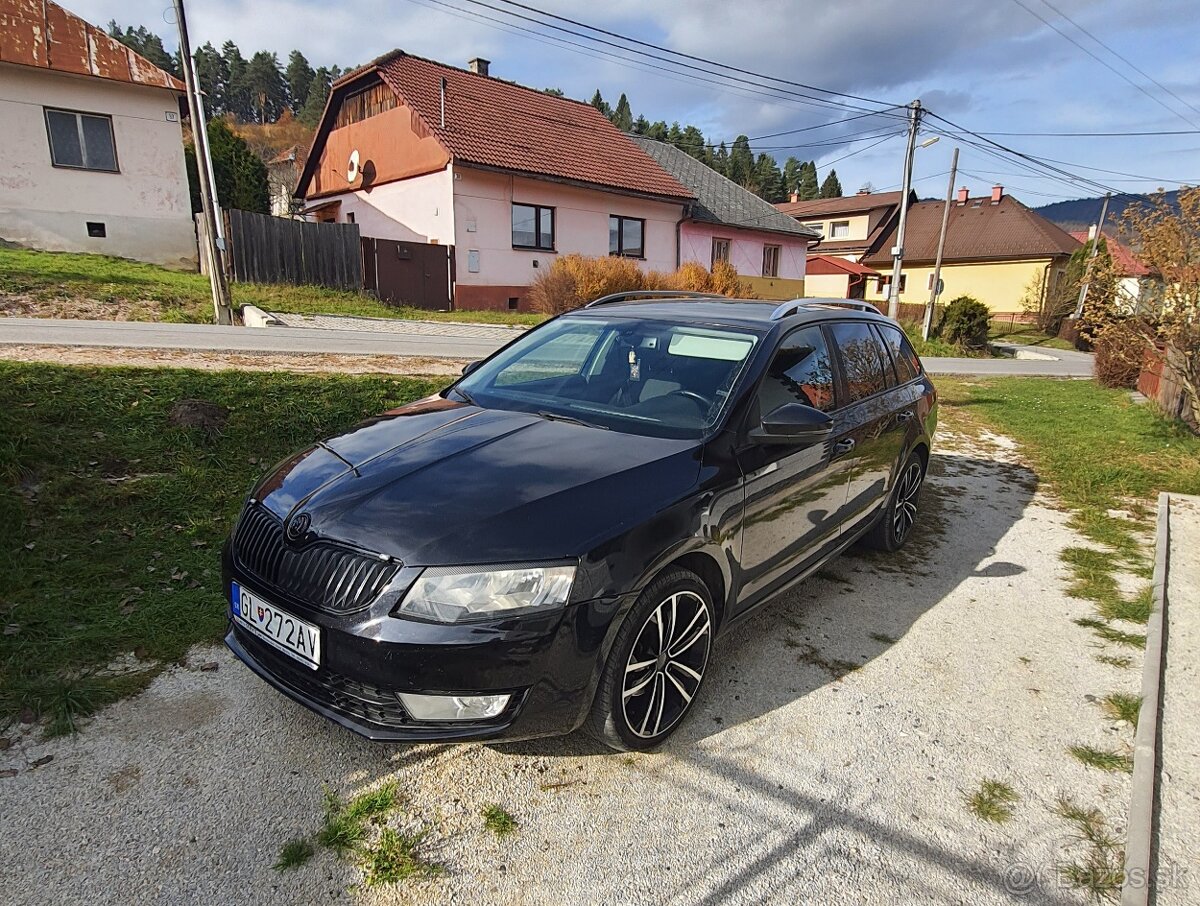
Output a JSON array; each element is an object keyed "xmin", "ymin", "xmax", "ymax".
[{"xmin": 0, "ymin": 318, "xmax": 1093, "ymax": 377}]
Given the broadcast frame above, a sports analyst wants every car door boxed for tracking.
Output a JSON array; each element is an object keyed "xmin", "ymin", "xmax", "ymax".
[
  {"xmin": 826, "ymin": 321, "xmax": 909, "ymax": 536},
  {"xmin": 735, "ymin": 325, "xmax": 856, "ymax": 608}
]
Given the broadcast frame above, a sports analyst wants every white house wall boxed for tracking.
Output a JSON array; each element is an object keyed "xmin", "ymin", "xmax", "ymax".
[{"xmin": 0, "ymin": 63, "xmax": 196, "ymax": 269}]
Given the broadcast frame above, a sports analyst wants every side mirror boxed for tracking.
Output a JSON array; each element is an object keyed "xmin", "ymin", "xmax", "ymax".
[
  {"xmin": 749, "ymin": 402, "xmax": 834, "ymax": 445},
  {"xmin": 461, "ymin": 360, "xmax": 482, "ymax": 376}
]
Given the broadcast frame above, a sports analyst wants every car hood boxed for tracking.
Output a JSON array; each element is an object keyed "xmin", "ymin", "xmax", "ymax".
[{"xmin": 251, "ymin": 396, "xmax": 703, "ymax": 564}]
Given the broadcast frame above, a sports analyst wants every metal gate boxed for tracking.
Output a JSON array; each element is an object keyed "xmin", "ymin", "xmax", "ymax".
[{"xmin": 361, "ymin": 238, "xmax": 454, "ymax": 310}]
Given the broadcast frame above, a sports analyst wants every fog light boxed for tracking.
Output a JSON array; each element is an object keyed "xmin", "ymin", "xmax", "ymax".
[{"xmin": 398, "ymin": 692, "xmax": 510, "ymax": 722}]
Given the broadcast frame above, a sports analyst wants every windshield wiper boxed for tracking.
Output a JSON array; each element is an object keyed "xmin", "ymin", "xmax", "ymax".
[
  {"xmin": 453, "ymin": 386, "xmax": 479, "ymax": 407},
  {"xmin": 535, "ymin": 410, "xmax": 610, "ymax": 430}
]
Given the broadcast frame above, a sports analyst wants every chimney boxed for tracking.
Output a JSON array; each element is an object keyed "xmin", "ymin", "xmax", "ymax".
[
  {"xmin": 468, "ymin": 58, "xmax": 490, "ymax": 77},
  {"xmin": 789, "ymin": 191, "xmax": 800, "ymax": 203},
  {"xmin": 956, "ymin": 186, "xmax": 969, "ymax": 204},
  {"xmin": 991, "ymin": 184, "xmax": 1003, "ymax": 204}
]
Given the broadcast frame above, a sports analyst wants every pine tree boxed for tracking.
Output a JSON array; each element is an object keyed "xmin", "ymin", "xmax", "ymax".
[
  {"xmin": 285, "ymin": 50, "xmax": 315, "ymax": 113},
  {"xmin": 752, "ymin": 154, "xmax": 786, "ymax": 202},
  {"xmin": 192, "ymin": 42, "xmax": 229, "ymax": 114},
  {"xmin": 819, "ymin": 169, "xmax": 843, "ymax": 198},
  {"xmin": 646, "ymin": 121, "xmax": 669, "ymax": 141},
  {"xmin": 666, "ymin": 122, "xmax": 684, "ymax": 147},
  {"xmin": 244, "ymin": 51, "xmax": 286, "ymax": 123},
  {"xmin": 782, "ymin": 157, "xmax": 802, "ymax": 197},
  {"xmin": 589, "ymin": 90, "xmax": 612, "ymax": 118},
  {"xmin": 797, "ymin": 161, "xmax": 820, "ymax": 200},
  {"xmin": 713, "ymin": 142, "xmax": 730, "ymax": 177},
  {"xmin": 222, "ymin": 42, "xmax": 251, "ymax": 120},
  {"xmin": 728, "ymin": 136, "xmax": 754, "ymax": 187},
  {"xmin": 680, "ymin": 125, "xmax": 705, "ymax": 159},
  {"xmin": 632, "ymin": 115, "xmax": 649, "ymax": 135},
  {"xmin": 542, "ymin": 87, "xmax": 564, "ymax": 97},
  {"xmin": 611, "ymin": 93, "xmax": 633, "ymax": 131},
  {"xmin": 299, "ymin": 67, "xmax": 332, "ymax": 126}
]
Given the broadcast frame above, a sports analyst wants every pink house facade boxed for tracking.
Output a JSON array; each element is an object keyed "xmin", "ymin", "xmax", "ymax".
[{"xmin": 297, "ymin": 52, "xmax": 817, "ymax": 311}]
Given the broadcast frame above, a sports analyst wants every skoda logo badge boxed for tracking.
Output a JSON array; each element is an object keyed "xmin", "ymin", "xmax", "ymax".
[{"xmin": 285, "ymin": 512, "xmax": 311, "ymax": 544}]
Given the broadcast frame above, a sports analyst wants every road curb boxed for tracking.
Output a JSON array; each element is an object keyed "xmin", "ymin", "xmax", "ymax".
[{"xmin": 1121, "ymin": 492, "xmax": 1170, "ymax": 906}]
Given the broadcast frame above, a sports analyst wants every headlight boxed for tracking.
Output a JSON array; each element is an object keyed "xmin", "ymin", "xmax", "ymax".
[{"xmin": 396, "ymin": 564, "xmax": 576, "ymax": 623}]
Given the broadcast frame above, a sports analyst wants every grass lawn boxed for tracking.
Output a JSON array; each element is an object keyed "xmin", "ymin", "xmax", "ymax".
[
  {"xmin": 0, "ymin": 247, "xmax": 544, "ymax": 327},
  {"xmin": 0, "ymin": 362, "xmax": 443, "ymax": 734}
]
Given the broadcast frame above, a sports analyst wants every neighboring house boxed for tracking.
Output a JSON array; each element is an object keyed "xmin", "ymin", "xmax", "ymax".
[
  {"xmin": 775, "ymin": 190, "xmax": 913, "ymax": 262},
  {"xmin": 267, "ymin": 144, "xmax": 308, "ymax": 218},
  {"xmin": 297, "ymin": 52, "xmax": 696, "ymax": 311},
  {"xmin": 1068, "ymin": 227, "xmax": 1161, "ymax": 313},
  {"xmin": 803, "ymin": 254, "xmax": 880, "ymax": 299},
  {"xmin": 859, "ymin": 187, "xmax": 1081, "ymax": 313},
  {"xmin": 628, "ymin": 136, "xmax": 817, "ymax": 298},
  {"xmin": 0, "ymin": 0, "xmax": 196, "ymax": 268}
]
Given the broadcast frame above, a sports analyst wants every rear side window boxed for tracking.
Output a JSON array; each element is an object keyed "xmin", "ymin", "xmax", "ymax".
[
  {"xmin": 757, "ymin": 326, "xmax": 836, "ymax": 415},
  {"xmin": 829, "ymin": 321, "xmax": 889, "ymax": 404},
  {"xmin": 876, "ymin": 323, "xmax": 921, "ymax": 384}
]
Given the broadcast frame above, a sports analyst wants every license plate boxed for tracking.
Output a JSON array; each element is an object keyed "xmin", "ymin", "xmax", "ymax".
[{"xmin": 232, "ymin": 582, "xmax": 321, "ymax": 670}]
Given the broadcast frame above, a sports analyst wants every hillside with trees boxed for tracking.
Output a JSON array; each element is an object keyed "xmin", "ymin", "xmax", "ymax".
[{"xmin": 590, "ymin": 90, "xmax": 844, "ymax": 203}]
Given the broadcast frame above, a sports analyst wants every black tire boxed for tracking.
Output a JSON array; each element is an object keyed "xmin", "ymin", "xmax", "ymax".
[
  {"xmin": 863, "ymin": 449, "xmax": 926, "ymax": 552},
  {"xmin": 588, "ymin": 567, "xmax": 715, "ymax": 752}
]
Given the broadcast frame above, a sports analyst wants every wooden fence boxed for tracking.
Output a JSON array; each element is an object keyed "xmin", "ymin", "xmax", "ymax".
[
  {"xmin": 221, "ymin": 209, "xmax": 362, "ymax": 291},
  {"xmin": 1138, "ymin": 346, "xmax": 1195, "ymax": 429}
]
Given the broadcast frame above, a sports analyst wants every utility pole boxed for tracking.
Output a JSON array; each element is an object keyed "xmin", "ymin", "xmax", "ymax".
[
  {"xmin": 922, "ymin": 146, "xmax": 959, "ymax": 340},
  {"xmin": 888, "ymin": 99, "xmax": 922, "ymax": 319},
  {"xmin": 1073, "ymin": 192, "xmax": 1111, "ymax": 319},
  {"xmin": 172, "ymin": 0, "xmax": 233, "ymax": 325},
  {"xmin": 195, "ymin": 89, "xmax": 225, "ymax": 251}
]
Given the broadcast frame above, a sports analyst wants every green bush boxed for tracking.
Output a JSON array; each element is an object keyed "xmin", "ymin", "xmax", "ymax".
[{"xmin": 937, "ymin": 295, "xmax": 991, "ymax": 349}]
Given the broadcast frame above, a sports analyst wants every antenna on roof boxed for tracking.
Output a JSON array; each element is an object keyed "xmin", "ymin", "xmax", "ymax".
[{"xmin": 440, "ymin": 77, "xmax": 447, "ymax": 128}]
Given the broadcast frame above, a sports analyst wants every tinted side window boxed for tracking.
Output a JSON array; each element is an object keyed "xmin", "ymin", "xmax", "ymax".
[
  {"xmin": 757, "ymin": 326, "xmax": 836, "ymax": 415},
  {"xmin": 829, "ymin": 321, "xmax": 889, "ymax": 404},
  {"xmin": 876, "ymin": 323, "xmax": 921, "ymax": 384}
]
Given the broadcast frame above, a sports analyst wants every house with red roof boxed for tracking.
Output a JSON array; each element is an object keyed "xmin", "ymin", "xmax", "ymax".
[
  {"xmin": 1068, "ymin": 228, "xmax": 1161, "ymax": 312},
  {"xmin": 0, "ymin": 0, "xmax": 195, "ymax": 268},
  {"xmin": 296, "ymin": 51, "xmax": 817, "ymax": 311}
]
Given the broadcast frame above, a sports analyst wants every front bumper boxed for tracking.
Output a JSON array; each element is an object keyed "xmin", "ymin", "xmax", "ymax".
[{"xmin": 223, "ymin": 551, "xmax": 625, "ymax": 743}]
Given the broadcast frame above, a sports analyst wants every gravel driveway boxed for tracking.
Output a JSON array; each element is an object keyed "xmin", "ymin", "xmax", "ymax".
[{"xmin": 0, "ymin": 418, "xmax": 1139, "ymax": 905}]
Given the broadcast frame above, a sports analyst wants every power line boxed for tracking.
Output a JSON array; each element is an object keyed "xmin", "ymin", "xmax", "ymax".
[
  {"xmin": 1006, "ymin": 0, "xmax": 1200, "ymax": 130},
  {"xmin": 457, "ymin": 0, "xmax": 902, "ymax": 117},
  {"xmin": 972, "ymin": 128, "xmax": 1200, "ymax": 137},
  {"xmin": 487, "ymin": 0, "xmax": 901, "ymax": 111},
  {"xmin": 1034, "ymin": 0, "xmax": 1200, "ymax": 121}
]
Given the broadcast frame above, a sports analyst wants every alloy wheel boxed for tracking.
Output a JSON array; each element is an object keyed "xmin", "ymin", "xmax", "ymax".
[
  {"xmin": 893, "ymin": 460, "xmax": 923, "ymax": 542},
  {"xmin": 621, "ymin": 591, "xmax": 712, "ymax": 740}
]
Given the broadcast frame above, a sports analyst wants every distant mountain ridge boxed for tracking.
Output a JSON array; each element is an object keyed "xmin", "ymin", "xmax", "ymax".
[{"xmin": 1034, "ymin": 190, "xmax": 1180, "ymax": 231}]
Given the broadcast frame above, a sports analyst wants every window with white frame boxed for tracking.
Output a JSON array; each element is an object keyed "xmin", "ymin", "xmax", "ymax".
[
  {"xmin": 829, "ymin": 220, "xmax": 850, "ymax": 239},
  {"xmin": 44, "ymin": 108, "xmax": 118, "ymax": 172}
]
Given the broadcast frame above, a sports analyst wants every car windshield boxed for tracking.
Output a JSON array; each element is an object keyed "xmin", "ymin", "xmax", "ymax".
[{"xmin": 451, "ymin": 315, "xmax": 762, "ymax": 438}]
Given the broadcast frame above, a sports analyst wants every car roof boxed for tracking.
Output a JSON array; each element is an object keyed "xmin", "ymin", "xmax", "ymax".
[{"xmin": 563, "ymin": 296, "xmax": 896, "ymax": 332}]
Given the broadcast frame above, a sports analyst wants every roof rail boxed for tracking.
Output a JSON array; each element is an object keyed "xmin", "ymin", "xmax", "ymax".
[
  {"xmin": 584, "ymin": 290, "xmax": 728, "ymax": 308},
  {"xmin": 769, "ymin": 299, "xmax": 883, "ymax": 320}
]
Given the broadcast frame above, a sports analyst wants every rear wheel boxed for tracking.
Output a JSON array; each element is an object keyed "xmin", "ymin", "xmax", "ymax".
[
  {"xmin": 863, "ymin": 450, "xmax": 925, "ymax": 552},
  {"xmin": 588, "ymin": 568, "xmax": 714, "ymax": 752}
]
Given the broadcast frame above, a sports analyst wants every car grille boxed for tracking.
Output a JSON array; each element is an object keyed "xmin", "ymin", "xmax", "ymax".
[
  {"xmin": 237, "ymin": 629, "xmax": 411, "ymax": 729},
  {"xmin": 232, "ymin": 504, "xmax": 397, "ymax": 615}
]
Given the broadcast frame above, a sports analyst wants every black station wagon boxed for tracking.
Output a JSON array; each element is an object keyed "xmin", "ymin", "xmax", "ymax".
[{"xmin": 223, "ymin": 293, "xmax": 937, "ymax": 751}]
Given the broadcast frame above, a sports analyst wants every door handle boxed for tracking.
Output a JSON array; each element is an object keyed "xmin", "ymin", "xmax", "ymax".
[{"xmin": 832, "ymin": 438, "xmax": 856, "ymax": 457}]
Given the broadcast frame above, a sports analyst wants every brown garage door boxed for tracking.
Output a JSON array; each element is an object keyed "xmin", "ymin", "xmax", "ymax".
[{"xmin": 362, "ymin": 238, "xmax": 454, "ymax": 310}]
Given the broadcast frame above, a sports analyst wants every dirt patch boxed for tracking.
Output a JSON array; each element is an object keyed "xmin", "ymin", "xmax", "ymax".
[
  {"xmin": 0, "ymin": 345, "xmax": 467, "ymax": 376},
  {"xmin": 1, "ymin": 293, "xmax": 166, "ymax": 321}
]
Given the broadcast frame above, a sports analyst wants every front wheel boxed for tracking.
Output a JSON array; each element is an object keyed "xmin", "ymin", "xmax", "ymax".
[
  {"xmin": 863, "ymin": 450, "xmax": 926, "ymax": 552},
  {"xmin": 588, "ymin": 568, "xmax": 714, "ymax": 752}
]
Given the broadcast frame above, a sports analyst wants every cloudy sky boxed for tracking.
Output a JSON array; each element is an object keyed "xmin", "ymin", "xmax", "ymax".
[{"xmin": 73, "ymin": 0, "xmax": 1200, "ymax": 204}]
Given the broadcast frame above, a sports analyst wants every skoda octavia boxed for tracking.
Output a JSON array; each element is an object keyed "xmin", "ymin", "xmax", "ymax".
[{"xmin": 223, "ymin": 294, "xmax": 936, "ymax": 751}]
